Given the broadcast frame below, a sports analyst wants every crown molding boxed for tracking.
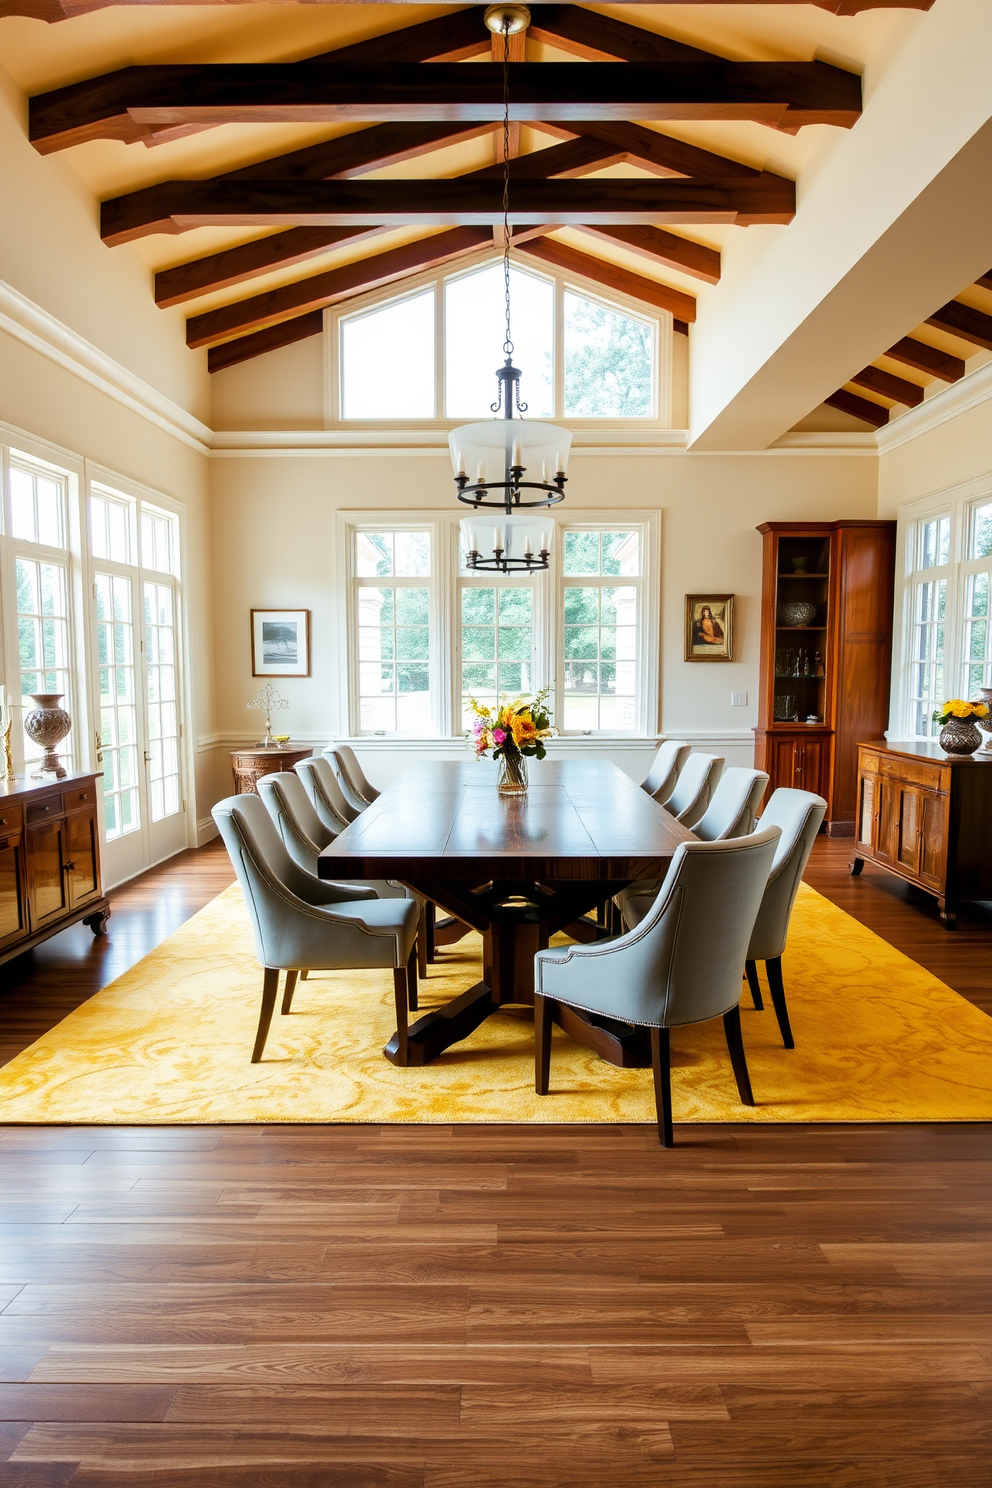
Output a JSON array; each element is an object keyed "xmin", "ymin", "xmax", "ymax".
[
  {"xmin": 877, "ymin": 357, "xmax": 992, "ymax": 455},
  {"xmin": 768, "ymin": 431, "xmax": 878, "ymax": 454},
  {"xmin": 0, "ymin": 279, "xmax": 212, "ymax": 456}
]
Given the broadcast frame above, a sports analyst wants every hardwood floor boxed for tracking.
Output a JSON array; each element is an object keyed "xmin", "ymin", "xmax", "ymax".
[{"xmin": 0, "ymin": 836, "xmax": 989, "ymax": 1486}]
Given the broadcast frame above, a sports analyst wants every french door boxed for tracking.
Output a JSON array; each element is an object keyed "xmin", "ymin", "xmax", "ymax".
[{"xmin": 88, "ymin": 488, "xmax": 186, "ymax": 886}]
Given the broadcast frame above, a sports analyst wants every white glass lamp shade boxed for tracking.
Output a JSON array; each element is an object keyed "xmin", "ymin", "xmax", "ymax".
[
  {"xmin": 460, "ymin": 513, "xmax": 554, "ymax": 563},
  {"xmin": 449, "ymin": 420, "xmax": 572, "ymax": 483}
]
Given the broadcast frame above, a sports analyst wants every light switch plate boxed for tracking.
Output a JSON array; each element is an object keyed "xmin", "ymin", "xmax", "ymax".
[{"xmin": 731, "ymin": 691, "xmax": 748, "ymax": 707}]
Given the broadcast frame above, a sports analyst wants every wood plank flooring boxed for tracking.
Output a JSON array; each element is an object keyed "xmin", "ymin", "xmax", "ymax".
[{"xmin": 0, "ymin": 836, "xmax": 989, "ymax": 1486}]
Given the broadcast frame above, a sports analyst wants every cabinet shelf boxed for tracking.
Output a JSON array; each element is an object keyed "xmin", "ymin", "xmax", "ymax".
[{"xmin": 777, "ymin": 572, "xmax": 830, "ymax": 579}]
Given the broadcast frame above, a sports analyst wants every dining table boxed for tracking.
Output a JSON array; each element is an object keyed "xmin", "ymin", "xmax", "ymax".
[{"xmin": 317, "ymin": 757, "xmax": 696, "ymax": 1069}]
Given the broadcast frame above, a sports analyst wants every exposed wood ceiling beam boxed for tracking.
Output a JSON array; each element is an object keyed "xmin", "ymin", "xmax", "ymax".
[
  {"xmin": 925, "ymin": 299, "xmax": 992, "ymax": 350},
  {"xmin": 186, "ymin": 224, "xmax": 542, "ymax": 349},
  {"xmin": 207, "ymin": 310, "xmax": 325, "ymax": 376},
  {"xmin": 517, "ymin": 236, "xmax": 695, "ymax": 322},
  {"xmin": 30, "ymin": 62, "xmax": 862, "ymax": 154},
  {"xmin": 849, "ymin": 364, "xmax": 924, "ymax": 407},
  {"xmin": 536, "ymin": 119, "xmax": 764, "ymax": 181},
  {"xmin": 824, "ymin": 390, "xmax": 889, "ymax": 427},
  {"xmin": 222, "ymin": 122, "xmax": 495, "ymax": 186},
  {"xmin": 0, "ymin": 0, "xmax": 938, "ymax": 23},
  {"xmin": 573, "ymin": 223, "xmax": 720, "ymax": 286},
  {"xmin": 884, "ymin": 336, "xmax": 965, "ymax": 382},
  {"xmin": 103, "ymin": 176, "xmax": 796, "ymax": 246},
  {"xmin": 974, "ymin": 270, "xmax": 992, "ymax": 292}
]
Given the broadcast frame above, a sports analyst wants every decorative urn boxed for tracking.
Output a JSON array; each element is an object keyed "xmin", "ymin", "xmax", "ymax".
[{"xmin": 24, "ymin": 693, "xmax": 71, "ymax": 778}]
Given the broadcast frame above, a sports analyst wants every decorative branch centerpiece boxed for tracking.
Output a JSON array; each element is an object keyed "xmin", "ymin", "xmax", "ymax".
[
  {"xmin": 469, "ymin": 689, "xmax": 557, "ymax": 796},
  {"xmin": 247, "ymin": 683, "xmax": 290, "ymax": 747},
  {"xmin": 932, "ymin": 698, "xmax": 989, "ymax": 756}
]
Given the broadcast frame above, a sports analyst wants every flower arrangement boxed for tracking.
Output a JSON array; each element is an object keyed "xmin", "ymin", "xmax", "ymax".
[
  {"xmin": 469, "ymin": 688, "xmax": 557, "ymax": 761},
  {"xmin": 932, "ymin": 699, "xmax": 990, "ymax": 726}
]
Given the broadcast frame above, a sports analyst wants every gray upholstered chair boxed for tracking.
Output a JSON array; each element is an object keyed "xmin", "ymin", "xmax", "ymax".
[
  {"xmin": 662, "ymin": 753, "xmax": 724, "ymax": 828},
  {"xmin": 296, "ymin": 755, "xmax": 360, "ymax": 831},
  {"xmin": 211, "ymin": 794, "xmax": 420, "ymax": 1065},
  {"xmin": 692, "ymin": 767, "xmax": 769, "ymax": 842},
  {"xmin": 743, "ymin": 787, "xmax": 827, "ymax": 1048},
  {"xmin": 325, "ymin": 744, "xmax": 379, "ymax": 812},
  {"xmin": 260, "ymin": 772, "xmax": 424, "ymax": 977},
  {"xmin": 534, "ymin": 827, "xmax": 781, "ymax": 1146},
  {"xmin": 640, "ymin": 740, "xmax": 691, "ymax": 804}
]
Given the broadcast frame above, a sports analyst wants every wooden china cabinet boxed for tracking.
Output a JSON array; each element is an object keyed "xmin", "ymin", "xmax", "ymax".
[
  {"xmin": 755, "ymin": 521, "xmax": 897, "ymax": 834},
  {"xmin": 0, "ymin": 771, "xmax": 110, "ymax": 969}
]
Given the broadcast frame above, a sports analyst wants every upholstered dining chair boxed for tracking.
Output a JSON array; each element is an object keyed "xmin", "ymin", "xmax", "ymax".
[
  {"xmin": 326, "ymin": 744, "xmax": 379, "ymax": 813},
  {"xmin": 640, "ymin": 740, "xmax": 691, "ymax": 804},
  {"xmin": 212, "ymin": 794, "xmax": 420, "ymax": 1065},
  {"xmin": 692, "ymin": 767, "xmax": 769, "ymax": 842},
  {"xmin": 259, "ymin": 772, "xmax": 425, "ymax": 978},
  {"xmin": 534, "ymin": 827, "xmax": 781, "ymax": 1146},
  {"xmin": 743, "ymin": 787, "xmax": 827, "ymax": 1048},
  {"xmin": 662, "ymin": 753, "xmax": 724, "ymax": 828},
  {"xmin": 295, "ymin": 756, "xmax": 360, "ymax": 831}
]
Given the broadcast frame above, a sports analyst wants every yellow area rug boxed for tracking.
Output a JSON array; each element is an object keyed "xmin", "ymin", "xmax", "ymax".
[{"xmin": 1, "ymin": 882, "xmax": 990, "ymax": 1124}]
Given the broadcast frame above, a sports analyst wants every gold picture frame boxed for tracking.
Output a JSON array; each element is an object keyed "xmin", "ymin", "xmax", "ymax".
[{"xmin": 685, "ymin": 594, "xmax": 734, "ymax": 662}]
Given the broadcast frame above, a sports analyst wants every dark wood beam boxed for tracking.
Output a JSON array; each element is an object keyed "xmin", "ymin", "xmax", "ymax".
[
  {"xmin": 103, "ymin": 176, "xmax": 796, "ymax": 246},
  {"xmin": 187, "ymin": 226, "xmax": 495, "ymax": 349},
  {"xmin": 884, "ymin": 336, "xmax": 965, "ymax": 383},
  {"xmin": 926, "ymin": 299, "xmax": 992, "ymax": 351},
  {"xmin": 536, "ymin": 119, "xmax": 765, "ymax": 181},
  {"xmin": 974, "ymin": 270, "xmax": 992, "ymax": 292},
  {"xmin": 222, "ymin": 122, "xmax": 495, "ymax": 186},
  {"xmin": 0, "ymin": 1, "xmax": 938, "ymax": 23},
  {"xmin": 208, "ymin": 310, "xmax": 324, "ymax": 375},
  {"xmin": 528, "ymin": 5, "xmax": 728, "ymax": 65},
  {"xmin": 574, "ymin": 224, "xmax": 720, "ymax": 285},
  {"xmin": 825, "ymin": 390, "xmax": 889, "ymax": 428},
  {"xmin": 154, "ymin": 137, "xmax": 627, "ymax": 307},
  {"xmin": 850, "ymin": 364, "xmax": 924, "ymax": 408},
  {"xmin": 517, "ymin": 236, "xmax": 695, "ymax": 322},
  {"xmin": 30, "ymin": 62, "xmax": 862, "ymax": 154}
]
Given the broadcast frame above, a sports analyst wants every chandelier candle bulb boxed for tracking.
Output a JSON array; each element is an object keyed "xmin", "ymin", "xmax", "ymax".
[
  {"xmin": 476, "ymin": 461, "xmax": 486, "ymax": 484},
  {"xmin": 494, "ymin": 525, "xmax": 505, "ymax": 553},
  {"xmin": 454, "ymin": 450, "xmax": 466, "ymax": 478},
  {"xmin": 524, "ymin": 535, "xmax": 533, "ymax": 557},
  {"xmin": 511, "ymin": 438, "xmax": 522, "ymax": 468}
]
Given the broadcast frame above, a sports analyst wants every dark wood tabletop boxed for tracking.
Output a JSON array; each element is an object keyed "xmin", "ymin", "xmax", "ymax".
[
  {"xmin": 318, "ymin": 757, "xmax": 695, "ymax": 884},
  {"xmin": 318, "ymin": 759, "xmax": 694, "ymax": 1069}
]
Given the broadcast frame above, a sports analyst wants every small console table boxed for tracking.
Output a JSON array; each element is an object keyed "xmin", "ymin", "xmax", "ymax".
[
  {"xmin": 0, "ymin": 771, "xmax": 110, "ymax": 969},
  {"xmin": 230, "ymin": 745, "xmax": 313, "ymax": 796},
  {"xmin": 851, "ymin": 740, "xmax": 992, "ymax": 928}
]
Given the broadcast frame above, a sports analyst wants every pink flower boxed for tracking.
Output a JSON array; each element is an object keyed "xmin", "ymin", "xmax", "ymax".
[{"xmin": 492, "ymin": 728, "xmax": 506, "ymax": 745}]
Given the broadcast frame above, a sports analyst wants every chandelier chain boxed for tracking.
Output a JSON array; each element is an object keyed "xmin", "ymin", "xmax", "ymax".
[{"xmin": 501, "ymin": 20, "xmax": 513, "ymax": 360}]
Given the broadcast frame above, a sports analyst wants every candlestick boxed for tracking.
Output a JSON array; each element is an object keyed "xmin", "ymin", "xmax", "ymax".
[{"xmin": 511, "ymin": 438, "xmax": 522, "ymax": 468}]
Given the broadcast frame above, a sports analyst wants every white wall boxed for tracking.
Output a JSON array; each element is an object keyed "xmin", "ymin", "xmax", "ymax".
[
  {"xmin": 878, "ymin": 392, "xmax": 992, "ymax": 517},
  {"xmin": 204, "ymin": 441, "xmax": 878, "ymax": 802}
]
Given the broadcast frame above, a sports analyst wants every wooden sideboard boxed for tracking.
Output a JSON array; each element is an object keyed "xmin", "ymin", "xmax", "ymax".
[
  {"xmin": 0, "ymin": 771, "xmax": 110, "ymax": 969},
  {"xmin": 230, "ymin": 745, "xmax": 313, "ymax": 796},
  {"xmin": 851, "ymin": 741, "xmax": 992, "ymax": 928}
]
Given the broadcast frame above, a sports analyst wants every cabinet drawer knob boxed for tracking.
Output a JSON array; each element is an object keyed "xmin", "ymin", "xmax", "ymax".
[{"xmin": 62, "ymin": 861, "xmax": 77, "ymax": 872}]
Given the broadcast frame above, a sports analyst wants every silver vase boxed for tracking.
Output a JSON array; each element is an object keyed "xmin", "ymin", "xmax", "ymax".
[
  {"xmin": 24, "ymin": 692, "xmax": 71, "ymax": 778},
  {"xmin": 937, "ymin": 716, "xmax": 981, "ymax": 756}
]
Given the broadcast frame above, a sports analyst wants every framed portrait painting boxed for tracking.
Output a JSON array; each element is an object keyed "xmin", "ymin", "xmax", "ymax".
[
  {"xmin": 251, "ymin": 609, "xmax": 310, "ymax": 677},
  {"xmin": 685, "ymin": 595, "xmax": 734, "ymax": 662}
]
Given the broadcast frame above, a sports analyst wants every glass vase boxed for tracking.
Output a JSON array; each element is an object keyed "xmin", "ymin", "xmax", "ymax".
[{"xmin": 497, "ymin": 749, "xmax": 528, "ymax": 796}]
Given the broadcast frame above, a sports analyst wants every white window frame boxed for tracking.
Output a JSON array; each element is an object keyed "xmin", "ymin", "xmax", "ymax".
[
  {"xmin": 324, "ymin": 250, "xmax": 674, "ymax": 432},
  {"xmin": 891, "ymin": 475, "xmax": 992, "ymax": 738},
  {"xmin": 337, "ymin": 508, "xmax": 659, "ymax": 741}
]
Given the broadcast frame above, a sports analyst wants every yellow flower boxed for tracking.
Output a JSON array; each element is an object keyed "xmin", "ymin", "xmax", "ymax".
[
  {"xmin": 975, "ymin": 703, "xmax": 990, "ymax": 718},
  {"xmin": 511, "ymin": 717, "xmax": 537, "ymax": 747}
]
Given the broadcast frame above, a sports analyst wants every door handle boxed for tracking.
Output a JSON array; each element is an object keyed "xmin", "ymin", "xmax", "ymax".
[{"xmin": 62, "ymin": 861, "xmax": 76, "ymax": 873}]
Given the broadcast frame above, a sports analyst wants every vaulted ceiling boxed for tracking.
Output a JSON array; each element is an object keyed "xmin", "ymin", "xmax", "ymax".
[{"xmin": 0, "ymin": 0, "xmax": 948, "ymax": 424}]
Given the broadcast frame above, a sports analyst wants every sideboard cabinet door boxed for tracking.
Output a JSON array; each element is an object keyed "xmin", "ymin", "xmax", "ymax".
[
  {"xmin": 0, "ymin": 834, "xmax": 27, "ymax": 951},
  {"xmin": 65, "ymin": 808, "xmax": 100, "ymax": 908},
  {"xmin": 26, "ymin": 820, "xmax": 68, "ymax": 929}
]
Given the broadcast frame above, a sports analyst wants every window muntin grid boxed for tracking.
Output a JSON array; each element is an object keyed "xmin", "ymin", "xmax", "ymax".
[
  {"xmin": 353, "ymin": 529, "xmax": 433, "ymax": 736},
  {"xmin": 16, "ymin": 557, "xmax": 73, "ymax": 769},
  {"xmin": 460, "ymin": 584, "xmax": 534, "ymax": 729},
  {"xmin": 95, "ymin": 571, "xmax": 139, "ymax": 840},
  {"xmin": 91, "ymin": 490, "xmax": 133, "ymax": 565},
  {"xmin": 561, "ymin": 529, "xmax": 641, "ymax": 733},
  {"xmin": 144, "ymin": 581, "xmax": 181, "ymax": 822},
  {"xmin": 909, "ymin": 577, "xmax": 947, "ymax": 738},
  {"xmin": 9, "ymin": 461, "xmax": 65, "ymax": 548}
]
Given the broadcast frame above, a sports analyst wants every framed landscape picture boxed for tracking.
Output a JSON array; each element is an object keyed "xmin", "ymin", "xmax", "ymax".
[
  {"xmin": 251, "ymin": 609, "xmax": 310, "ymax": 677},
  {"xmin": 684, "ymin": 594, "xmax": 734, "ymax": 662}
]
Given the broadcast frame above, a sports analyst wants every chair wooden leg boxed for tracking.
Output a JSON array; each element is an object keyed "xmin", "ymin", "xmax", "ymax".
[
  {"xmin": 744, "ymin": 959, "xmax": 764, "ymax": 1011},
  {"xmin": 281, "ymin": 969, "xmax": 298, "ymax": 1015},
  {"xmin": 534, "ymin": 993, "xmax": 553, "ymax": 1095},
  {"xmin": 407, "ymin": 944, "xmax": 418, "ymax": 1013},
  {"xmin": 765, "ymin": 956, "xmax": 795, "ymax": 1049},
  {"xmin": 300, "ymin": 969, "xmax": 309, "ymax": 981},
  {"xmin": 650, "ymin": 1026, "xmax": 674, "ymax": 1148},
  {"xmin": 417, "ymin": 904, "xmax": 428, "ymax": 980},
  {"xmin": 723, "ymin": 1004, "xmax": 755, "ymax": 1107},
  {"xmin": 425, "ymin": 900, "xmax": 437, "ymax": 961},
  {"xmin": 392, "ymin": 967, "xmax": 410, "ymax": 1066},
  {"xmin": 251, "ymin": 968, "xmax": 280, "ymax": 1063}
]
